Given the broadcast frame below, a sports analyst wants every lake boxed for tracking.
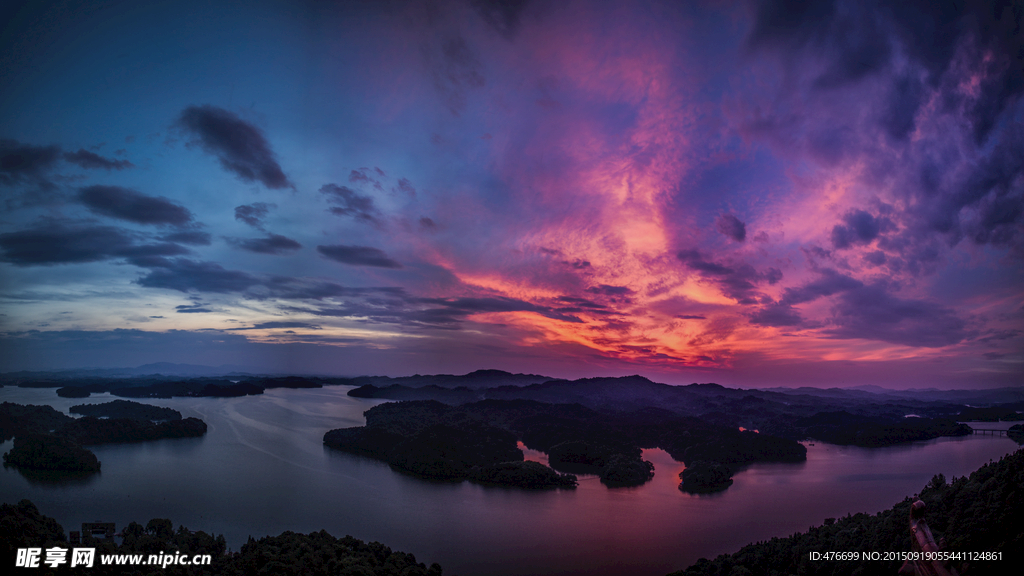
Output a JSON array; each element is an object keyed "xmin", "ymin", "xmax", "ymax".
[{"xmin": 1, "ymin": 386, "xmax": 1019, "ymax": 576}]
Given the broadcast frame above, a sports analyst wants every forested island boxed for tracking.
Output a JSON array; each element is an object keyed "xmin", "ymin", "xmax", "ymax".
[
  {"xmin": 3, "ymin": 433, "xmax": 101, "ymax": 472},
  {"xmin": 0, "ymin": 499, "xmax": 443, "ymax": 576},
  {"xmin": 3, "ymin": 368, "xmax": 1021, "ymax": 489},
  {"xmin": 5, "ymin": 369, "xmax": 1020, "ymax": 450},
  {"xmin": 69, "ymin": 399, "xmax": 181, "ymax": 421},
  {"xmin": 324, "ymin": 399, "xmax": 805, "ymax": 491},
  {"xmin": 669, "ymin": 448, "xmax": 1024, "ymax": 575},
  {"xmin": 346, "ymin": 375, "xmax": 993, "ymax": 449},
  {"xmin": 0, "ymin": 400, "xmax": 206, "ymax": 474}
]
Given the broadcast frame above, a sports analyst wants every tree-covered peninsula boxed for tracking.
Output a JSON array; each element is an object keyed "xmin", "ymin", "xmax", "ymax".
[
  {"xmin": 0, "ymin": 401, "xmax": 206, "ymax": 473},
  {"xmin": 324, "ymin": 400, "xmax": 577, "ymax": 489},
  {"xmin": 69, "ymin": 399, "xmax": 182, "ymax": 421},
  {"xmin": 3, "ymin": 433, "xmax": 101, "ymax": 472},
  {"xmin": 324, "ymin": 399, "xmax": 805, "ymax": 491}
]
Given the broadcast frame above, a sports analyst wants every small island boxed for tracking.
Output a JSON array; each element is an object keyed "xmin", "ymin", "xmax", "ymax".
[
  {"xmin": 678, "ymin": 461, "xmax": 733, "ymax": 493},
  {"xmin": 2, "ymin": 433, "xmax": 101, "ymax": 472},
  {"xmin": 547, "ymin": 440, "xmax": 654, "ymax": 487},
  {"xmin": 69, "ymin": 399, "xmax": 182, "ymax": 421},
  {"xmin": 325, "ymin": 398, "xmax": 806, "ymax": 491},
  {"xmin": 670, "ymin": 449, "xmax": 1024, "ymax": 576},
  {"xmin": 324, "ymin": 403, "xmax": 577, "ymax": 489},
  {"xmin": 1009, "ymin": 423, "xmax": 1023, "ymax": 443},
  {"xmin": 0, "ymin": 401, "xmax": 207, "ymax": 474}
]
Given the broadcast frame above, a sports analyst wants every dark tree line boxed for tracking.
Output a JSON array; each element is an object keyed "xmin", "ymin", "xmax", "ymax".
[
  {"xmin": 1, "ymin": 500, "xmax": 442, "ymax": 576},
  {"xmin": 668, "ymin": 448, "xmax": 1024, "ymax": 576}
]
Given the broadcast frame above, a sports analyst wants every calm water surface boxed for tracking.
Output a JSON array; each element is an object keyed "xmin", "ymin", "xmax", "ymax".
[{"xmin": 1, "ymin": 386, "xmax": 1018, "ymax": 576}]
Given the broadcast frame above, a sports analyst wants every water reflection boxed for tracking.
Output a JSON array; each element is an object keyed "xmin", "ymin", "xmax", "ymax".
[{"xmin": 0, "ymin": 386, "xmax": 1019, "ymax": 576}]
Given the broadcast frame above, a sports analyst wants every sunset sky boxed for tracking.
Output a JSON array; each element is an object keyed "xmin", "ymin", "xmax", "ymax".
[{"xmin": 1, "ymin": 0, "xmax": 1021, "ymax": 388}]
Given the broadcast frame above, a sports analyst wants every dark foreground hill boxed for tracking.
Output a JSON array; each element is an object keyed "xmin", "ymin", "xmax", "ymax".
[
  {"xmin": 0, "ymin": 499, "xmax": 443, "ymax": 576},
  {"xmin": 669, "ymin": 448, "xmax": 1024, "ymax": 576}
]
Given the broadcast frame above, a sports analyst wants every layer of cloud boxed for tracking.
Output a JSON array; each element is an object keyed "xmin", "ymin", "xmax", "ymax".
[
  {"xmin": 77, "ymin": 185, "xmax": 193, "ymax": 226},
  {"xmin": 227, "ymin": 233, "xmax": 302, "ymax": 255},
  {"xmin": 749, "ymin": 269, "xmax": 969, "ymax": 348},
  {"xmin": 159, "ymin": 231, "xmax": 212, "ymax": 246},
  {"xmin": 0, "ymin": 139, "xmax": 61, "ymax": 188},
  {"xmin": 134, "ymin": 258, "xmax": 262, "ymax": 293},
  {"xmin": 234, "ymin": 202, "xmax": 276, "ymax": 229},
  {"xmin": 63, "ymin": 149, "xmax": 133, "ymax": 170},
  {"xmin": 0, "ymin": 223, "xmax": 189, "ymax": 266},
  {"xmin": 677, "ymin": 250, "xmax": 781, "ymax": 305},
  {"xmin": 319, "ymin": 184, "xmax": 380, "ymax": 223},
  {"xmin": 317, "ymin": 244, "xmax": 402, "ymax": 268},
  {"xmin": 716, "ymin": 214, "xmax": 746, "ymax": 242},
  {"xmin": 177, "ymin": 105, "xmax": 293, "ymax": 189}
]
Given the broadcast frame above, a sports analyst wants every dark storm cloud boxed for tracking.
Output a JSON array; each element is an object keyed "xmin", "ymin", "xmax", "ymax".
[
  {"xmin": 471, "ymin": 0, "xmax": 530, "ymax": 39},
  {"xmin": 749, "ymin": 268, "xmax": 967, "ymax": 347},
  {"xmin": 745, "ymin": 0, "xmax": 837, "ymax": 53},
  {"xmin": 159, "ymin": 231, "xmax": 212, "ymax": 246},
  {"xmin": 125, "ymin": 252, "xmax": 406, "ymax": 299},
  {"xmin": 779, "ymin": 269, "xmax": 863, "ymax": 305},
  {"xmin": 557, "ymin": 296, "xmax": 607, "ymax": 309},
  {"xmin": 863, "ymin": 250, "xmax": 886, "ymax": 266},
  {"xmin": 586, "ymin": 285, "xmax": 633, "ymax": 297},
  {"xmin": 317, "ymin": 244, "xmax": 401, "ymax": 268},
  {"xmin": 77, "ymin": 185, "xmax": 193, "ymax": 226},
  {"xmin": 830, "ymin": 209, "xmax": 889, "ymax": 249},
  {"xmin": 882, "ymin": 0, "xmax": 1024, "ymax": 145},
  {"xmin": 0, "ymin": 139, "xmax": 61, "ymax": 187},
  {"xmin": 747, "ymin": 0, "xmax": 1023, "ymax": 142},
  {"xmin": 0, "ymin": 224, "xmax": 188, "ymax": 266},
  {"xmin": 977, "ymin": 328, "xmax": 1021, "ymax": 344},
  {"xmin": 299, "ymin": 294, "xmax": 582, "ymax": 329},
  {"xmin": 177, "ymin": 105, "xmax": 293, "ymax": 189},
  {"xmin": 881, "ymin": 74, "xmax": 924, "ymax": 141},
  {"xmin": 431, "ymin": 34, "xmax": 486, "ymax": 116},
  {"xmin": 748, "ymin": 303, "xmax": 803, "ymax": 327},
  {"xmin": 319, "ymin": 183, "xmax": 380, "ymax": 223},
  {"xmin": 923, "ymin": 129, "xmax": 1024, "ymax": 248},
  {"xmin": 742, "ymin": 0, "xmax": 1024, "ymax": 256},
  {"xmin": 397, "ymin": 178, "xmax": 416, "ymax": 197},
  {"xmin": 234, "ymin": 202, "xmax": 275, "ymax": 229},
  {"xmin": 134, "ymin": 258, "xmax": 262, "ymax": 293},
  {"xmin": 227, "ymin": 233, "xmax": 302, "ymax": 255},
  {"xmin": 824, "ymin": 284, "xmax": 968, "ymax": 347},
  {"xmin": 676, "ymin": 250, "xmax": 780, "ymax": 304},
  {"xmin": 716, "ymin": 213, "xmax": 746, "ymax": 242},
  {"xmin": 63, "ymin": 149, "xmax": 133, "ymax": 170}
]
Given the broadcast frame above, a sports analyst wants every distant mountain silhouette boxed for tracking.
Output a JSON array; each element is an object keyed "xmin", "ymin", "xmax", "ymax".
[
  {"xmin": 0, "ymin": 362, "xmax": 252, "ymax": 380},
  {"xmin": 335, "ymin": 369, "xmax": 552, "ymax": 390}
]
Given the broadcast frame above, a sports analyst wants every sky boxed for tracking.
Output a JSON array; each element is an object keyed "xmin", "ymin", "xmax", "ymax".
[{"xmin": 0, "ymin": 0, "xmax": 1022, "ymax": 388}]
